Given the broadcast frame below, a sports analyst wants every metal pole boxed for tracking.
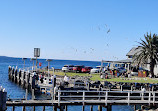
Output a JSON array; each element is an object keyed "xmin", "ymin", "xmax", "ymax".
[
  {"xmin": 33, "ymin": 61, "xmax": 34, "ymax": 70},
  {"xmin": 36, "ymin": 57, "xmax": 37, "ymax": 71}
]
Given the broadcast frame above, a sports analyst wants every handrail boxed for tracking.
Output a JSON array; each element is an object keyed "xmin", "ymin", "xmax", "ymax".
[
  {"xmin": 55, "ymin": 90, "xmax": 158, "ymax": 106},
  {"xmin": 57, "ymin": 90, "xmax": 156, "ymax": 93}
]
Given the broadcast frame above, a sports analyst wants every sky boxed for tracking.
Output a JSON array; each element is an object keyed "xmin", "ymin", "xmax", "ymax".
[{"xmin": 0, "ymin": 0, "xmax": 158, "ymax": 61}]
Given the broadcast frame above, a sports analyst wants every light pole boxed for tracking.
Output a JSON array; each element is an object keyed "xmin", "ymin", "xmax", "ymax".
[
  {"xmin": 46, "ymin": 59, "xmax": 52, "ymax": 77},
  {"xmin": 31, "ymin": 58, "xmax": 36, "ymax": 71},
  {"xmin": 22, "ymin": 58, "xmax": 27, "ymax": 70}
]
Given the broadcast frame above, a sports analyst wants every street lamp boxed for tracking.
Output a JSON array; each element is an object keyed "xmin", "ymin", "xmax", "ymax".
[
  {"xmin": 31, "ymin": 58, "xmax": 36, "ymax": 71},
  {"xmin": 22, "ymin": 58, "xmax": 27, "ymax": 70},
  {"xmin": 46, "ymin": 59, "xmax": 52, "ymax": 77}
]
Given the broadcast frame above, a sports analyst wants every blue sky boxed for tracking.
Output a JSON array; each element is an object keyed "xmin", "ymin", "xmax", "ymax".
[{"xmin": 0, "ymin": 0, "xmax": 158, "ymax": 61}]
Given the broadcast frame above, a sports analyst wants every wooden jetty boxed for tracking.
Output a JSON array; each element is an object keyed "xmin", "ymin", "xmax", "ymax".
[
  {"xmin": 7, "ymin": 66, "xmax": 158, "ymax": 111},
  {"xmin": 6, "ymin": 90, "xmax": 158, "ymax": 111}
]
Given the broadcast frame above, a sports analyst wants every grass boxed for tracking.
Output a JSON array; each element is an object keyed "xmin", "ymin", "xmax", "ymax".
[
  {"xmin": 54, "ymin": 71, "xmax": 90, "ymax": 77},
  {"xmin": 41, "ymin": 70, "xmax": 158, "ymax": 84}
]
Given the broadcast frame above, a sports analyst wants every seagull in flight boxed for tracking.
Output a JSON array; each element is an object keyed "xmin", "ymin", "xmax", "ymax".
[{"xmin": 107, "ymin": 29, "xmax": 110, "ymax": 33}]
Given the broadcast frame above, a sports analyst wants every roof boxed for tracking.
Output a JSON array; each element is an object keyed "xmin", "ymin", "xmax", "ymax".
[
  {"xmin": 116, "ymin": 59, "xmax": 133, "ymax": 63},
  {"xmin": 126, "ymin": 47, "xmax": 142, "ymax": 56},
  {"xmin": 102, "ymin": 59, "xmax": 132, "ymax": 64}
]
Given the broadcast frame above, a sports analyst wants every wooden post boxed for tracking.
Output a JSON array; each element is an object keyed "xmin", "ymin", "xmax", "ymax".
[
  {"xmin": 121, "ymin": 85, "xmax": 123, "ymax": 92},
  {"xmin": 83, "ymin": 91, "xmax": 85, "ymax": 106},
  {"xmin": 65, "ymin": 105, "xmax": 67, "ymax": 111},
  {"xmin": 53, "ymin": 106, "xmax": 57, "ymax": 111},
  {"xmin": 25, "ymin": 72, "xmax": 28, "ymax": 100},
  {"xmin": 105, "ymin": 91, "xmax": 108, "ymax": 106},
  {"xmin": 98, "ymin": 105, "xmax": 102, "ymax": 111},
  {"xmin": 141, "ymin": 105, "xmax": 144, "ymax": 110},
  {"xmin": 33, "ymin": 106, "xmax": 35, "ymax": 111},
  {"xmin": 87, "ymin": 83, "xmax": 90, "ymax": 91},
  {"xmin": 32, "ymin": 89, "xmax": 35, "ymax": 100},
  {"xmin": 149, "ymin": 92, "xmax": 151, "ymax": 105},
  {"xmin": 128, "ymin": 92, "xmax": 130, "ymax": 105},
  {"xmin": 98, "ymin": 90, "xmax": 101, "ymax": 100},
  {"xmin": 52, "ymin": 75, "xmax": 56, "ymax": 104},
  {"xmin": 12, "ymin": 106, "xmax": 15, "ymax": 111},
  {"xmin": 60, "ymin": 106, "xmax": 64, "ymax": 111},
  {"xmin": 22, "ymin": 106, "xmax": 26, "ymax": 111},
  {"xmin": 43, "ymin": 106, "xmax": 45, "ymax": 111},
  {"xmin": 153, "ymin": 92, "xmax": 155, "ymax": 105},
  {"xmin": 152, "ymin": 86, "xmax": 154, "ymax": 92},
  {"xmin": 134, "ymin": 105, "xmax": 136, "ymax": 111},
  {"xmin": 0, "ymin": 90, "xmax": 7, "ymax": 111},
  {"xmin": 25, "ymin": 89, "xmax": 28, "ymax": 100},
  {"xmin": 58, "ymin": 90, "xmax": 60, "ymax": 106},
  {"xmin": 90, "ymin": 105, "xmax": 93, "ymax": 111},
  {"xmin": 82, "ymin": 105, "xmax": 85, "ymax": 111},
  {"xmin": 15, "ymin": 68, "xmax": 17, "ymax": 83},
  {"xmin": 11, "ymin": 67, "xmax": 14, "ymax": 82},
  {"xmin": 107, "ymin": 104, "xmax": 112, "ymax": 111},
  {"xmin": 141, "ymin": 92, "xmax": 144, "ymax": 100},
  {"xmin": 131, "ymin": 85, "xmax": 133, "ymax": 91}
]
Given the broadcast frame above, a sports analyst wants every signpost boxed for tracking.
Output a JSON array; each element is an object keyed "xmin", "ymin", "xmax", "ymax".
[{"xmin": 34, "ymin": 48, "xmax": 40, "ymax": 71}]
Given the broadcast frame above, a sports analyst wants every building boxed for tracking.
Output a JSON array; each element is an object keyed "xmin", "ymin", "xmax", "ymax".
[
  {"xmin": 126, "ymin": 47, "xmax": 158, "ymax": 76},
  {"xmin": 101, "ymin": 47, "xmax": 158, "ymax": 76}
]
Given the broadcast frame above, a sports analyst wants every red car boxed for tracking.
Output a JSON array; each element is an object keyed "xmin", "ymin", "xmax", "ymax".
[
  {"xmin": 73, "ymin": 65, "xmax": 84, "ymax": 73},
  {"xmin": 81, "ymin": 67, "xmax": 93, "ymax": 73}
]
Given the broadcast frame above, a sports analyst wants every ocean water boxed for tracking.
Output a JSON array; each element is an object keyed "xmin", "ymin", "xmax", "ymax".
[{"xmin": 0, "ymin": 56, "xmax": 135, "ymax": 111}]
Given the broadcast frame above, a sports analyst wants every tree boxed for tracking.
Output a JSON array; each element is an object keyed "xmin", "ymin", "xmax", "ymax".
[{"xmin": 133, "ymin": 33, "xmax": 158, "ymax": 77}]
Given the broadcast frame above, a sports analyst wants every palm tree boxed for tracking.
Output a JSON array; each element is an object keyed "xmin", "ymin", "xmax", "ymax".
[{"xmin": 133, "ymin": 33, "xmax": 158, "ymax": 77}]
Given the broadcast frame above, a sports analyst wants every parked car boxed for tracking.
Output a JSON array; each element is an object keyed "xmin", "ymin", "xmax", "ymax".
[
  {"xmin": 62, "ymin": 65, "xmax": 74, "ymax": 72},
  {"xmin": 73, "ymin": 65, "xmax": 84, "ymax": 73},
  {"xmin": 90, "ymin": 66, "xmax": 102, "ymax": 74},
  {"xmin": 81, "ymin": 66, "xmax": 93, "ymax": 73}
]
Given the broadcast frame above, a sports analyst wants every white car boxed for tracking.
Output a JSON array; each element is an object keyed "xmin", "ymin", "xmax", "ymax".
[
  {"xmin": 62, "ymin": 65, "xmax": 74, "ymax": 72},
  {"xmin": 90, "ymin": 66, "xmax": 102, "ymax": 74}
]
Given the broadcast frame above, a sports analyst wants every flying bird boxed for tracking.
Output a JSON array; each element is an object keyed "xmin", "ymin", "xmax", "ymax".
[
  {"xmin": 90, "ymin": 48, "xmax": 94, "ymax": 51},
  {"xmin": 107, "ymin": 29, "xmax": 110, "ymax": 33}
]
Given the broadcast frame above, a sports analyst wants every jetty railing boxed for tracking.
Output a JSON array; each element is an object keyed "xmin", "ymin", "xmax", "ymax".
[{"xmin": 55, "ymin": 90, "xmax": 158, "ymax": 106}]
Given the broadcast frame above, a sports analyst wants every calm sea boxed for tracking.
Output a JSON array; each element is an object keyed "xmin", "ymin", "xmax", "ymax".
[{"xmin": 0, "ymin": 56, "xmax": 135, "ymax": 111}]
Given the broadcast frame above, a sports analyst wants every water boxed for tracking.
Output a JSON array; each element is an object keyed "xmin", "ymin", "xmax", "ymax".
[{"xmin": 0, "ymin": 56, "xmax": 135, "ymax": 111}]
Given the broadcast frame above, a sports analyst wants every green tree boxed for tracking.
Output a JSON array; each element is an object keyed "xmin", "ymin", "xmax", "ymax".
[{"xmin": 133, "ymin": 33, "xmax": 158, "ymax": 77}]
